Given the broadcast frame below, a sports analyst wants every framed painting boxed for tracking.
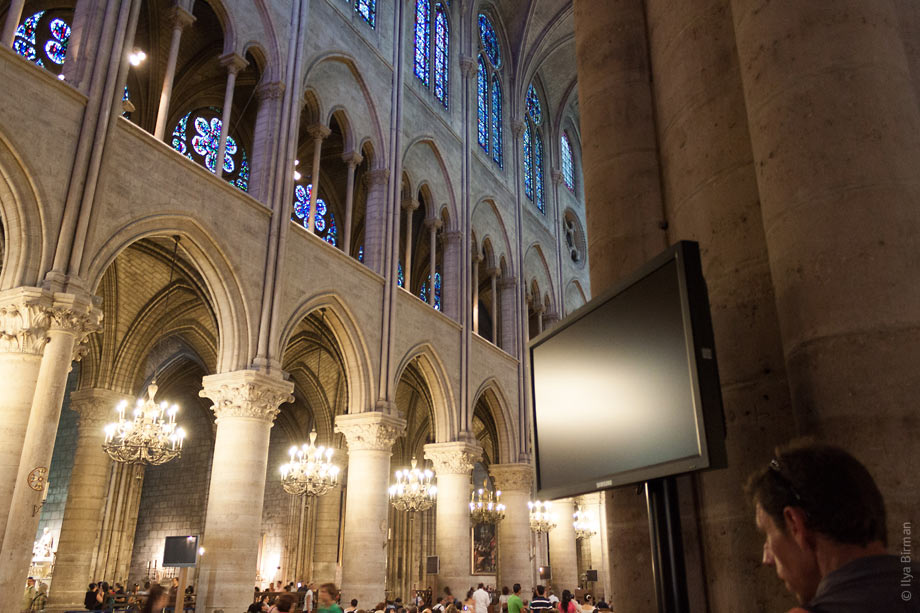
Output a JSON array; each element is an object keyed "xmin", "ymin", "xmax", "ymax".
[{"xmin": 471, "ymin": 522, "xmax": 497, "ymax": 575}]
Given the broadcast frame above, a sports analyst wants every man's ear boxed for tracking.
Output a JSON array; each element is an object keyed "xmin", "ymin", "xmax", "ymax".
[{"xmin": 783, "ymin": 506, "xmax": 814, "ymax": 550}]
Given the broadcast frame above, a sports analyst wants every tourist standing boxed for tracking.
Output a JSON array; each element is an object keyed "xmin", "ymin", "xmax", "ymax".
[
  {"xmin": 472, "ymin": 585, "xmax": 489, "ymax": 613},
  {"xmin": 141, "ymin": 585, "xmax": 169, "ymax": 613},
  {"xmin": 317, "ymin": 584, "xmax": 343, "ymax": 613},
  {"xmin": 506, "ymin": 585, "xmax": 523, "ymax": 613}
]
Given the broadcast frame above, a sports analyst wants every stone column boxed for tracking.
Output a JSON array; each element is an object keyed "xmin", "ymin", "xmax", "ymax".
[
  {"xmin": 0, "ymin": 0, "xmax": 25, "ymax": 48},
  {"xmin": 311, "ymin": 480, "xmax": 344, "ymax": 584},
  {"xmin": 572, "ymin": 0, "xmax": 668, "ymax": 293},
  {"xmin": 342, "ymin": 152, "xmax": 363, "ymax": 256},
  {"xmin": 425, "ymin": 218, "xmax": 442, "ymax": 306},
  {"xmin": 490, "ymin": 464, "xmax": 534, "ymax": 598},
  {"xmin": 731, "ymin": 0, "xmax": 920, "ymax": 546},
  {"xmin": 363, "ymin": 169, "xmax": 390, "ymax": 274},
  {"xmin": 402, "ymin": 198, "xmax": 419, "ymax": 289},
  {"xmin": 488, "ymin": 268, "xmax": 499, "ymax": 343},
  {"xmin": 46, "ymin": 388, "xmax": 130, "ymax": 611},
  {"xmin": 547, "ymin": 498, "xmax": 577, "ymax": 592},
  {"xmin": 442, "ymin": 231, "xmax": 462, "ymax": 320},
  {"xmin": 471, "ymin": 254, "xmax": 482, "ymax": 334},
  {"xmin": 542, "ymin": 312, "xmax": 559, "ymax": 331},
  {"xmin": 424, "ymin": 441, "xmax": 481, "ymax": 594},
  {"xmin": 196, "ymin": 371, "xmax": 294, "ymax": 613},
  {"xmin": 335, "ymin": 412, "xmax": 406, "ymax": 606},
  {"xmin": 249, "ymin": 81, "xmax": 286, "ymax": 203},
  {"xmin": 153, "ymin": 5, "xmax": 195, "ymax": 140},
  {"xmin": 306, "ymin": 124, "xmax": 332, "ymax": 232},
  {"xmin": 0, "ymin": 293, "xmax": 101, "ymax": 603},
  {"xmin": 92, "ymin": 461, "xmax": 144, "ymax": 583},
  {"xmin": 215, "ymin": 53, "xmax": 248, "ymax": 180},
  {"xmin": 0, "ymin": 287, "xmax": 51, "ymax": 543},
  {"xmin": 497, "ymin": 277, "xmax": 516, "ymax": 354}
]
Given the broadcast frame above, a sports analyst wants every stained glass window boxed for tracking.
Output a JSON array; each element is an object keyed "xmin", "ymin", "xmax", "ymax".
[
  {"xmin": 490, "ymin": 75, "xmax": 502, "ymax": 167},
  {"xmin": 419, "ymin": 272, "xmax": 442, "ymax": 310},
  {"xmin": 122, "ymin": 86, "xmax": 132, "ymax": 119},
  {"xmin": 14, "ymin": 11, "xmax": 72, "ymax": 76},
  {"xmin": 523, "ymin": 124, "xmax": 533, "ymax": 200},
  {"xmin": 291, "ymin": 183, "xmax": 337, "ymax": 245},
  {"xmin": 534, "ymin": 131, "xmax": 545, "ymax": 213},
  {"xmin": 477, "ymin": 57, "xmax": 488, "ymax": 152},
  {"xmin": 526, "ymin": 84, "xmax": 542, "ymax": 125},
  {"xmin": 414, "ymin": 0, "xmax": 430, "ymax": 86},
  {"xmin": 397, "ymin": 262, "xmax": 405, "ymax": 288},
  {"xmin": 357, "ymin": 245, "xmax": 364, "ymax": 262},
  {"xmin": 561, "ymin": 132, "xmax": 575, "ymax": 191},
  {"xmin": 171, "ymin": 108, "xmax": 249, "ymax": 192},
  {"xmin": 433, "ymin": 5, "xmax": 449, "ymax": 108},
  {"xmin": 355, "ymin": 0, "xmax": 376, "ymax": 28},
  {"xmin": 478, "ymin": 14, "xmax": 500, "ymax": 68}
]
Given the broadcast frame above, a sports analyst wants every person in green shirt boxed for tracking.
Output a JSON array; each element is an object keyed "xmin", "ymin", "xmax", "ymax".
[
  {"xmin": 507, "ymin": 584, "xmax": 524, "ymax": 613},
  {"xmin": 317, "ymin": 584, "xmax": 343, "ymax": 613}
]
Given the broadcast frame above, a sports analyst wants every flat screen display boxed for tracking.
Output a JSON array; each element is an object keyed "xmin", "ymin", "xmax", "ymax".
[
  {"xmin": 163, "ymin": 535, "xmax": 198, "ymax": 567},
  {"xmin": 529, "ymin": 242, "xmax": 725, "ymax": 499}
]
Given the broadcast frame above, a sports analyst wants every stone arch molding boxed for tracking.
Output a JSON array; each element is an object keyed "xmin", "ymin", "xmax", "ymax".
[
  {"xmin": 0, "ymin": 131, "xmax": 49, "ymax": 289},
  {"xmin": 471, "ymin": 377, "xmax": 517, "ymax": 465},
  {"xmin": 81, "ymin": 214, "xmax": 252, "ymax": 373},
  {"xmin": 277, "ymin": 292, "xmax": 375, "ymax": 420},
  {"xmin": 392, "ymin": 342, "xmax": 458, "ymax": 444}
]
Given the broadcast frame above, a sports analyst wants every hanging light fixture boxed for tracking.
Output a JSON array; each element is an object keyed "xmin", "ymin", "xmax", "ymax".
[
  {"xmin": 469, "ymin": 479, "xmax": 505, "ymax": 524},
  {"xmin": 528, "ymin": 500, "xmax": 557, "ymax": 534},
  {"xmin": 280, "ymin": 428, "xmax": 340, "ymax": 497},
  {"xmin": 389, "ymin": 457, "xmax": 437, "ymax": 512},
  {"xmin": 103, "ymin": 237, "xmax": 186, "ymax": 465},
  {"xmin": 573, "ymin": 504, "xmax": 597, "ymax": 540}
]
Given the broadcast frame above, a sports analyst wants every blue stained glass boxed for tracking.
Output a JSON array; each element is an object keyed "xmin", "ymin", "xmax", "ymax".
[
  {"xmin": 534, "ymin": 131, "xmax": 545, "ymax": 213},
  {"xmin": 13, "ymin": 38, "xmax": 36, "ymax": 61},
  {"xmin": 44, "ymin": 18, "xmax": 70, "ymax": 65},
  {"xmin": 236, "ymin": 152, "xmax": 250, "ymax": 192},
  {"xmin": 358, "ymin": 245, "xmax": 364, "ymax": 262},
  {"xmin": 15, "ymin": 11, "xmax": 71, "ymax": 71},
  {"xmin": 16, "ymin": 11, "xmax": 43, "ymax": 44},
  {"xmin": 292, "ymin": 183, "xmax": 335, "ymax": 245},
  {"xmin": 477, "ymin": 57, "xmax": 488, "ymax": 152},
  {"xmin": 523, "ymin": 124, "xmax": 533, "ymax": 200},
  {"xmin": 420, "ymin": 272, "xmax": 442, "ymax": 310},
  {"xmin": 191, "ymin": 116, "xmax": 236, "ymax": 173},
  {"xmin": 526, "ymin": 84, "xmax": 542, "ymax": 125},
  {"xmin": 171, "ymin": 109, "xmax": 248, "ymax": 191},
  {"xmin": 434, "ymin": 5, "xmax": 448, "ymax": 108},
  {"xmin": 419, "ymin": 282, "xmax": 428, "ymax": 301},
  {"xmin": 397, "ymin": 262, "xmax": 405, "ymax": 288},
  {"xmin": 490, "ymin": 75, "xmax": 502, "ymax": 167},
  {"xmin": 414, "ymin": 0, "xmax": 430, "ymax": 86},
  {"xmin": 355, "ymin": 0, "xmax": 376, "ymax": 28},
  {"xmin": 561, "ymin": 132, "xmax": 575, "ymax": 191},
  {"xmin": 478, "ymin": 14, "xmax": 500, "ymax": 68},
  {"xmin": 122, "ymin": 86, "xmax": 131, "ymax": 119}
]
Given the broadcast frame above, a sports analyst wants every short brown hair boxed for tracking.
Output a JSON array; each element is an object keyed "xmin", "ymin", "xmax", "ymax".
[
  {"xmin": 746, "ymin": 441, "xmax": 887, "ymax": 546},
  {"xmin": 320, "ymin": 583, "xmax": 338, "ymax": 600},
  {"xmin": 276, "ymin": 594, "xmax": 296, "ymax": 612}
]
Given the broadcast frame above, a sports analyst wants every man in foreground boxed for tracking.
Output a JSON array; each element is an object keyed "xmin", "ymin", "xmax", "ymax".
[
  {"xmin": 747, "ymin": 442, "xmax": 916, "ymax": 612},
  {"xmin": 507, "ymin": 584, "xmax": 524, "ymax": 613}
]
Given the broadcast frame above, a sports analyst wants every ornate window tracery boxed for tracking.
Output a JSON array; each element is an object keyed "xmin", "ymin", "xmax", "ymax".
[
  {"xmin": 522, "ymin": 83, "xmax": 545, "ymax": 212},
  {"xmin": 291, "ymin": 183, "xmax": 337, "ymax": 246},
  {"xmin": 14, "ymin": 10, "xmax": 72, "ymax": 77},
  {"xmin": 414, "ymin": 1, "xmax": 450, "ymax": 109},
  {"xmin": 561, "ymin": 132, "xmax": 575, "ymax": 191},
  {"xmin": 170, "ymin": 108, "xmax": 250, "ymax": 192},
  {"xmin": 477, "ymin": 14, "xmax": 503, "ymax": 167}
]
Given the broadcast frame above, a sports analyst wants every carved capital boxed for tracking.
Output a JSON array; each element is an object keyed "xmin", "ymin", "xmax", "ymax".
[
  {"xmin": 307, "ymin": 123, "xmax": 332, "ymax": 141},
  {"xmin": 220, "ymin": 52, "xmax": 248, "ymax": 75},
  {"xmin": 511, "ymin": 120, "xmax": 526, "ymax": 139},
  {"xmin": 424, "ymin": 441, "xmax": 481, "ymax": 475},
  {"xmin": 335, "ymin": 412, "xmax": 406, "ymax": 452},
  {"xmin": 69, "ymin": 388, "xmax": 132, "ymax": 435},
  {"xmin": 443, "ymin": 230, "xmax": 463, "ymax": 245},
  {"xmin": 167, "ymin": 5, "xmax": 196, "ymax": 30},
  {"xmin": 0, "ymin": 287, "xmax": 53, "ymax": 355},
  {"xmin": 342, "ymin": 151, "xmax": 364, "ymax": 168},
  {"xmin": 551, "ymin": 169, "xmax": 564, "ymax": 186},
  {"xmin": 200, "ymin": 370, "xmax": 294, "ymax": 423},
  {"xmin": 490, "ymin": 462, "xmax": 534, "ymax": 492},
  {"xmin": 485, "ymin": 267, "xmax": 501, "ymax": 279},
  {"xmin": 424, "ymin": 217, "xmax": 443, "ymax": 231},
  {"xmin": 366, "ymin": 168, "xmax": 389, "ymax": 187},
  {"xmin": 256, "ymin": 80, "xmax": 285, "ymax": 100},
  {"xmin": 401, "ymin": 197, "xmax": 420, "ymax": 212},
  {"xmin": 47, "ymin": 292, "xmax": 103, "ymax": 362},
  {"xmin": 459, "ymin": 55, "xmax": 476, "ymax": 79}
]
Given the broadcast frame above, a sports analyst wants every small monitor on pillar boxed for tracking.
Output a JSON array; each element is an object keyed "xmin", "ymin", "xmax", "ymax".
[
  {"xmin": 538, "ymin": 566, "xmax": 552, "ymax": 580},
  {"xmin": 163, "ymin": 535, "xmax": 199, "ymax": 567},
  {"xmin": 426, "ymin": 555, "xmax": 439, "ymax": 574}
]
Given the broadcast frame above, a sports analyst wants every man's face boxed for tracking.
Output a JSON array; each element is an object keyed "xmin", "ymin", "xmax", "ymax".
[
  {"xmin": 319, "ymin": 588, "xmax": 331, "ymax": 605},
  {"xmin": 27, "ymin": 579, "xmax": 34, "ymax": 587},
  {"xmin": 755, "ymin": 504, "xmax": 821, "ymax": 603}
]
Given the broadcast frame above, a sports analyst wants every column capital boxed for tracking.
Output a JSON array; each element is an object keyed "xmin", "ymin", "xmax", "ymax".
[
  {"xmin": 48, "ymin": 292, "xmax": 103, "ymax": 362},
  {"xmin": 551, "ymin": 169, "xmax": 564, "ymax": 186},
  {"xmin": 485, "ymin": 267, "xmax": 501, "ymax": 279},
  {"xmin": 490, "ymin": 463, "xmax": 533, "ymax": 492},
  {"xmin": 69, "ymin": 388, "xmax": 132, "ymax": 433},
  {"xmin": 497, "ymin": 275, "xmax": 516, "ymax": 290},
  {"xmin": 167, "ymin": 5, "xmax": 196, "ymax": 29},
  {"xmin": 342, "ymin": 151, "xmax": 364, "ymax": 168},
  {"xmin": 424, "ymin": 217, "xmax": 443, "ymax": 231},
  {"xmin": 511, "ymin": 120, "xmax": 526, "ymax": 139},
  {"xmin": 0, "ymin": 286, "xmax": 53, "ymax": 355},
  {"xmin": 423, "ymin": 441, "xmax": 481, "ymax": 475},
  {"xmin": 401, "ymin": 197, "xmax": 420, "ymax": 212},
  {"xmin": 335, "ymin": 412, "xmax": 406, "ymax": 452},
  {"xmin": 256, "ymin": 80, "xmax": 285, "ymax": 100},
  {"xmin": 459, "ymin": 55, "xmax": 477, "ymax": 79},
  {"xmin": 366, "ymin": 168, "xmax": 389, "ymax": 186},
  {"xmin": 219, "ymin": 52, "xmax": 248, "ymax": 75},
  {"xmin": 307, "ymin": 123, "xmax": 332, "ymax": 141},
  {"xmin": 472, "ymin": 253, "xmax": 484, "ymax": 265},
  {"xmin": 444, "ymin": 230, "xmax": 463, "ymax": 244},
  {"xmin": 199, "ymin": 370, "xmax": 293, "ymax": 423},
  {"xmin": 543, "ymin": 311, "xmax": 560, "ymax": 326}
]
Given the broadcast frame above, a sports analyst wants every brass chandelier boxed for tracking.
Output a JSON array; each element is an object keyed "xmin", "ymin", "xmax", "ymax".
[
  {"xmin": 389, "ymin": 457, "xmax": 437, "ymax": 512},
  {"xmin": 469, "ymin": 481, "xmax": 505, "ymax": 524},
  {"xmin": 573, "ymin": 504, "xmax": 597, "ymax": 540},
  {"xmin": 528, "ymin": 500, "xmax": 558, "ymax": 534},
  {"xmin": 280, "ymin": 429, "xmax": 340, "ymax": 497}
]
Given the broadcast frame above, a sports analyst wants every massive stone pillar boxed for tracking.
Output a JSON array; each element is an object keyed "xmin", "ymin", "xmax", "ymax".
[
  {"xmin": 311, "ymin": 478, "xmax": 344, "ymax": 584},
  {"xmin": 0, "ymin": 0, "xmax": 25, "ymax": 48},
  {"xmin": 547, "ymin": 498, "xmax": 577, "ymax": 593},
  {"xmin": 92, "ymin": 461, "xmax": 144, "ymax": 584},
  {"xmin": 0, "ymin": 292, "xmax": 100, "ymax": 609},
  {"xmin": 335, "ymin": 412, "xmax": 406, "ymax": 606},
  {"xmin": 47, "ymin": 388, "xmax": 130, "ymax": 612},
  {"xmin": 0, "ymin": 287, "xmax": 51, "ymax": 545},
  {"xmin": 424, "ymin": 441, "xmax": 481, "ymax": 594},
  {"xmin": 442, "ymin": 230, "xmax": 462, "ymax": 320},
  {"xmin": 642, "ymin": 0, "xmax": 798, "ymax": 609},
  {"xmin": 731, "ymin": 0, "xmax": 920, "ymax": 545},
  {"xmin": 572, "ymin": 0, "xmax": 668, "ymax": 294},
  {"xmin": 490, "ymin": 464, "xmax": 533, "ymax": 598},
  {"xmin": 197, "ymin": 371, "xmax": 294, "ymax": 613}
]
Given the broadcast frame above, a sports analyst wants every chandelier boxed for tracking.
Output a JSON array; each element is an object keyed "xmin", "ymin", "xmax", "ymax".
[
  {"xmin": 103, "ymin": 382, "xmax": 186, "ymax": 465},
  {"xmin": 280, "ymin": 429, "xmax": 340, "ymax": 497},
  {"xmin": 573, "ymin": 505, "xmax": 597, "ymax": 540},
  {"xmin": 528, "ymin": 500, "xmax": 558, "ymax": 534},
  {"xmin": 389, "ymin": 457, "xmax": 436, "ymax": 512},
  {"xmin": 469, "ymin": 480, "xmax": 505, "ymax": 524}
]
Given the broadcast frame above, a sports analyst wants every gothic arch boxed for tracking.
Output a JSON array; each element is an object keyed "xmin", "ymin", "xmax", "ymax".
[
  {"xmin": 471, "ymin": 378, "xmax": 515, "ymax": 465},
  {"xmin": 392, "ymin": 342, "xmax": 457, "ymax": 443},
  {"xmin": 564, "ymin": 278, "xmax": 587, "ymax": 316},
  {"xmin": 0, "ymin": 131, "xmax": 47, "ymax": 289},
  {"xmin": 402, "ymin": 136, "xmax": 458, "ymax": 225},
  {"xmin": 524, "ymin": 242, "xmax": 556, "ymax": 313},
  {"xmin": 471, "ymin": 198, "xmax": 514, "ymax": 275}
]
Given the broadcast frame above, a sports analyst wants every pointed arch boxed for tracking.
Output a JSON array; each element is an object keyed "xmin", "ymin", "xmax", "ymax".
[
  {"xmin": 0, "ymin": 131, "xmax": 48, "ymax": 289},
  {"xmin": 471, "ymin": 378, "xmax": 516, "ymax": 465},
  {"xmin": 393, "ymin": 343, "xmax": 458, "ymax": 443}
]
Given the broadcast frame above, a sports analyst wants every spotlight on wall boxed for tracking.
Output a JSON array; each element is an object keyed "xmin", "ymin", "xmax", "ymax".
[
  {"xmin": 128, "ymin": 49, "xmax": 147, "ymax": 66},
  {"xmin": 293, "ymin": 170, "xmax": 302, "ymax": 181}
]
